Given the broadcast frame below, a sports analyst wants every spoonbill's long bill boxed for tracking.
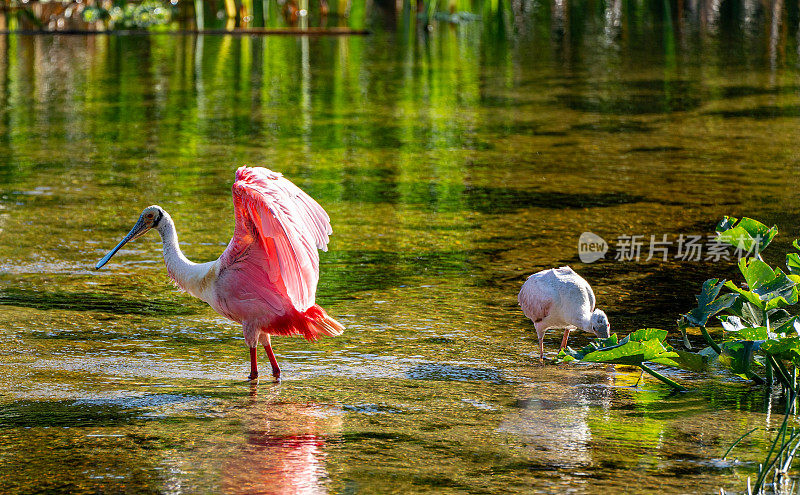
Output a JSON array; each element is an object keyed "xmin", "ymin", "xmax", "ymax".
[
  {"xmin": 95, "ymin": 166, "xmax": 344, "ymax": 380},
  {"xmin": 518, "ymin": 266, "xmax": 609, "ymax": 362}
]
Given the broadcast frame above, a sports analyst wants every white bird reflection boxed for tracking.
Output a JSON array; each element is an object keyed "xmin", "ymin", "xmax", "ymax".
[{"xmin": 498, "ymin": 370, "xmax": 613, "ymax": 468}]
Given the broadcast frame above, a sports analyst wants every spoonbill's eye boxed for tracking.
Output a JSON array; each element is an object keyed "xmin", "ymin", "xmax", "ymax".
[{"xmin": 146, "ymin": 213, "xmax": 154, "ymax": 219}]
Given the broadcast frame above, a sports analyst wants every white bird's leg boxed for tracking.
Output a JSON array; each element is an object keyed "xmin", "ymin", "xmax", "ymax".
[
  {"xmin": 262, "ymin": 334, "xmax": 281, "ymax": 379},
  {"xmin": 559, "ymin": 329, "xmax": 571, "ymax": 351},
  {"xmin": 534, "ymin": 322, "xmax": 546, "ymax": 364}
]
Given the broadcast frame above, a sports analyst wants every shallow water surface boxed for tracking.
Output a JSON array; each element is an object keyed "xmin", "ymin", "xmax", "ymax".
[{"xmin": 1, "ymin": 11, "xmax": 800, "ymax": 494}]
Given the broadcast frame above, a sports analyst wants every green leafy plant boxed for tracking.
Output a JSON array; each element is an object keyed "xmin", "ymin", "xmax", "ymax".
[
  {"xmin": 558, "ymin": 329, "xmax": 692, "ymax": 391},
  {"xmin": 724, "ymin": 395, "xmax": 800, "ymax": 494},
  {"xmin": 787, "ymin": 240, "xmax": 800, "ymax": 277},
  {"xmin": 686, "ymin": 217, "xmax": 800, "ymax": 390},
  {"xmin": 715, "ymin": 216, "xmax": 778, "ymax": 259},
  {"xmin": 560, "ymin": 216, "xmax": 799, "ymax": 396}
]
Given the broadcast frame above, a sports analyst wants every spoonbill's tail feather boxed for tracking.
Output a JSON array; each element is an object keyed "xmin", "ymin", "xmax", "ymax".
[
  {"xmin": 304, "ymin": 305, "xmax": 345, "ymax": 338},
  {"xmin": 267, "ymin": 305, "xmax": 345, "ymax": 341}
]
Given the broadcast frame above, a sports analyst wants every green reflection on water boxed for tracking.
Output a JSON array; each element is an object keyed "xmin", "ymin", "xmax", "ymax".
[{"xmin": 1, "ymin": 6, "xmax": 800, "ymax": 493}]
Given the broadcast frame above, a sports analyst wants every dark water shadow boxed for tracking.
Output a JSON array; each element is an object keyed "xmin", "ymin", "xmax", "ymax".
[
  {"xmin": 310, "ymin": 181, "xmax": 648, "ymax": 213},
  {"xmin": 0, "ymin": 400, "xmax": 141, "ymax": 428},
  {"xmin": 460, "ymin": 187, "xmax": 647, "ymax": 213},
  {"xmin": 575, "ymin": 258, "xmax": 740, "ymax": 332},
  {"xmin": 716, "ymin": 85, "xmax": 796, "ymax": 99},
  {"xmin": 706, "ymin": 105, "xmax": 800, "ymax": 119},
  {"xmin": 556, "ymin": 79, "xmax": 702, "ymax": 115},
  {"xmin": 480, "ymin": 121, "xmax": 569, "ymax": 137},
  {"xmin": 571, "ymin": 120, "xmax": 655, "ymax": 134},
  {"xmin": 320, "ymin": 247, "xmax": 505, "ymax": 299},
  {"xmin": 405, "ymin": 363, "xmax": 506, "ymax": 384},
  {"xmin": 629, "ymin": 146, "xmax": 685, "ymax": 152},
  {"xmin": 0, "ymin": 288, "xmax": 197, "ymax": 315}
]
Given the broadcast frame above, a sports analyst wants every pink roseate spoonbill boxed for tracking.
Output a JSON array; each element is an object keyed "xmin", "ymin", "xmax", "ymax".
[
  {"xmin": 518, "ymin": 266, "xmax": 609, "ymax": 362},
  {"xmin": 95, "ymin": 166, "xmax": 344, "ymax": 381}
]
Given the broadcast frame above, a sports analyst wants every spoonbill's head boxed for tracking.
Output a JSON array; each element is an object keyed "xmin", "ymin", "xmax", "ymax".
[
  {"xmin": 94, "ymin": 205, "xmax": 164, "ymax": 270},
  {"xmin": 590, "ymin": 309, "xmax": 610, "ymax": 338}
]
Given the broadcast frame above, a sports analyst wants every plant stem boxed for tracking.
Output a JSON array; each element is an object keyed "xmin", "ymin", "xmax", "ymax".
[
  {"xmin": 723, "ymin": 427, "xmax": 759, "ymax": 460},
  {"xmin": 767, "ymin": 358, "xmax": 774, "ymax": 387},
  {"xmin": 746, "ymin": 370, "xmax": 766, "ymax": 385},
  {"xmin": 700, "ymin": 326, "xmax": 721, "ymax": 354},
  {"xmin": 701, "ymin": 326, "xmax": 765, "ymax": 384},
  {"xmin": 768, "ymin": 355, "xmax": 793, "ymax": 391},
  {"xmin": 754, "ymin": 400, "xmax": 792, "ymax": 491},
  {"xmin": 639, "ymin": 363, "xmax": 688, "ymax": 391}
]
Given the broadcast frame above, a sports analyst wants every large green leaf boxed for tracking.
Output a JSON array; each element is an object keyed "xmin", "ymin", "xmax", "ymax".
[
  {"xmin": 787, "ymin": 241, "xmax": 800, "ymax": 276},
  {"xmin": 754, "ymin": 269, "xmax": 798, "ymax": 309},
  {"xmin": 720, "ymin": 340, "xmax": 762, "ymax": 375},
  {"xmin": 623, "ymin": 328, "xmax": 668, "ymax": 343},
  {"xmin": 738, "ymin": 258, "xmax": 775, "ymax": 289},
  {"xmin": 725, "ymin": 281, "xmax": 765, "ymax": 309},
  {"xmin": 715, "ymin": 216, "xmax": 778, "ymax": 255},
  {"xmin": 581, "ymin": 338, "xmax": 679, "ymax": 366},
  {"xmin": 761, "ymin": 337, "xmax": 800, "ymax": 367},
  {"xmin": 774, "ymin": 316, "xmax": 800, "ymax": 336},
  {"xmin": 558, "ymin": 330, "xmax": 674, "ymax": 365},
  {"xmin": 679, "ymin": 279, "xmax": 738, "ymax": 327},
  {"xmin": 724, "ymin": 264, "xmax": 798, "ymax": 313},
  {"xmin": 725, "ymin": 297, "xmax": 766, "ymax": 327},
  {"xmin": 558, "ymin": 331, "xmax": 689, "ymax": 390},
  {"xmin": 787, "ymin": 254, "xmax": 800, "ymax": 277},
  {"xmin": 736, "ymin": 327, "xmax": 770, "ymax": 340},
  {"xmin": 652, "ymin": 348, "xmax": 713, "ymax": 372},
  {"xmin": 558, "ymin": 334, "xmax": 620, "ymax": 362}
]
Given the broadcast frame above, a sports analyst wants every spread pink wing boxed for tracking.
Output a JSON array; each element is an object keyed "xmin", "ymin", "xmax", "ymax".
[{"xmin": 219, "ymin": 166, "xmax": 333, "ymax": 312}]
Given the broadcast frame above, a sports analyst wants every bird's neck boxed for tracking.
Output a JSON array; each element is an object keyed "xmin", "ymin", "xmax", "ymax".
[
  {"xmin": 155, "ymin": 212, "xmax": 206, "ymax": 296},
  {"xmin": 578, "ymin": 313, "xmax": 593, "ymax": 333}
]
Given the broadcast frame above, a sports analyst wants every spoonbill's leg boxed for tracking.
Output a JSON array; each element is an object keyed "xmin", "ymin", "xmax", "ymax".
[
  {"xmin": 243, "ymin": 324, "xmax": 260, "ymax": 380},
  {"xmin": 559, "ymin": 329, "xmax": 571, "ymax": 351},
  {"xmin": 263, "ymin": 334, "xmax": 281, "ymax": 379},
  {"xmin": 248, "ymin": 347, "xmax": 259, "ymax": 380},
  {"xmin": 534, "ymin": 322, "xmax": 546, "ymax": 364}
]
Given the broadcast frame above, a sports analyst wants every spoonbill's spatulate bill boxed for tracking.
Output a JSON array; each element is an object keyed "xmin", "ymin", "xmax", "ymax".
[
  {"xmin": 518, "ymin": 266, "xmax": 609, "ymax": 362},
  {"xmin": 95, "ymin": 166, "xmax": 344, "ymax": 380}
]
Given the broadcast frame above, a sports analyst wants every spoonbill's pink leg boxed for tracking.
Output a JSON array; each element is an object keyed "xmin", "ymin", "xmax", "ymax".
[
  {"xmin": 534, "ymin": 322, "xmax": 546, "ymax": 364},
  {"xmin": 559, "ymin": 329, "xmax": 571, "ymax": 351},
  {"xmin": 537, "ymin": 338, "xmax": 545, "ymax": 364},
  {"xmin": 249, "ymin": 347, "xmax": 258, "ymax": 380},
  {"xmin": 263, "ymin": 335, "xmax": 281, "ymax": 379}
]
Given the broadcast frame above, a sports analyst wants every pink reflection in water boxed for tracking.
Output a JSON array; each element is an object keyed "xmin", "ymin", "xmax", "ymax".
[{"xmin": 221, "ymin": 386, "xmax": 340, "ymax": 495}]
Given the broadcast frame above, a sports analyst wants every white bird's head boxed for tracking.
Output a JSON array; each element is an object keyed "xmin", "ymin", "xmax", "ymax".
[
  {"xmin": 590, "ymin": 309, "xmax": 610, "ymax": 338},
  {"xmin": 95, "ymin": 205, "xmax": 165, "ymax": 270}
]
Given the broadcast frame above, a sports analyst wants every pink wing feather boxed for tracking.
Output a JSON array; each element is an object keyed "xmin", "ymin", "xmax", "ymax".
[{"xmin": 220, "ymin": 166, "xmax": 333, "ymax": 312}]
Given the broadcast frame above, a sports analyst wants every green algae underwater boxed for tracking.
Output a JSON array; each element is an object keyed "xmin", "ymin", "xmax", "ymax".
[{"xmin": 2, "ymin": 9, "xmax": 800, "ymax": 494}]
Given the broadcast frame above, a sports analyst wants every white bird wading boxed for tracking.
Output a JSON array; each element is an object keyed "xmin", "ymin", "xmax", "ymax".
[{"xmin": 518, "ymin": 266, "xmax": 610, "ymax": 362}]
